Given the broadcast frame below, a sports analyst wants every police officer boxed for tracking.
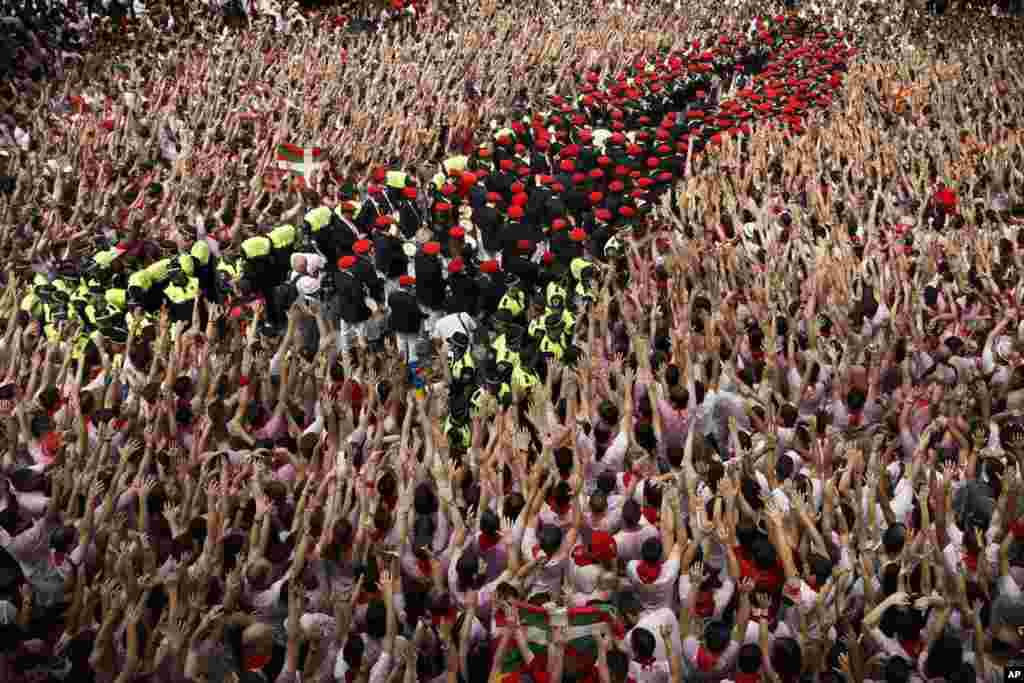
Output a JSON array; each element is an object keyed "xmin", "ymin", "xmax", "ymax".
[{"xmin": 304, "ymin": 205, "xmax": 348, "ymax": 267}]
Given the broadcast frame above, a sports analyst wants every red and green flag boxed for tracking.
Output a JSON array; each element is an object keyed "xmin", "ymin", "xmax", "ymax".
[
  {"xmin": 494, "ymin": 602, "xmax": 620, "ymax": 683},
  {"xmin": 275, "ymin": 143, "xmax": 326, "ymax": 187}
]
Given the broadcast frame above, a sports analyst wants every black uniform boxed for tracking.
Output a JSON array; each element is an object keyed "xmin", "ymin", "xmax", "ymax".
[
  {"xmin": 446, "ymin": 271, "xmax": 479, "ymax": 316},
  {"xmin": 374, "ymin": 233, "xmax": 409, "ymax": 280},
  {"xmin": 353, "ymin": 255, "xmax": 385, "ymax": 303},
  {"xmin": 415, "ymin": 252, "xmax": 446, "ymax": 311},
  {"xmin": 334, "ymin": 271, "xmax": 371, "ymax": 324},
  {"xmin": 388, "ymin": 288, "xmax": 424, "ymax": 335}
]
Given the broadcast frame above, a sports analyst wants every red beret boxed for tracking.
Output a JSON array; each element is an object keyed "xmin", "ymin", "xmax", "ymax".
[
  {"xmin": 540, "ymin": 175, "xmax": 554, "ymax": 185},
  {"xmin": 375, "ymin": 215, "xmax": 393, "ymax": 227},
  {"xmin": 449, "ymin": 227, "xmax": 466, "ymax": 240},
  {"xmin": 609, "ymin": 181, "xmax": 625, "ymax": 193},
  {"xmin": 610, "ymin": 133, "xmax": 626, "ymax": 145},
  {"xmin": 514, "ymin": 143, "xmax": 526, "ymax": 154},
  {"xmin": 647, "ymin": 157, "xmax": 660, "ymax": 169},
  {"xmin": 590, "ymin": 191, "xmax": 604, "ymax": 204},
  {"xmin": 399, "ymin": 275, "xmax": 416, "ymax": 286},
  {"xmin": 571, "ymin": 173, "xmax": 587, "ymax": 185},
  {"xmin": 579, "ymin": 129, "xmax": 594, "ymax": 142},
  {"xmin": 480, "ymin": 260, "xmax": 500, "ymax": 274},
  {"xmin": 434, "ymin": 202, "xmax": 452, "ymax": 213},
  {"xmin": 422, "ymin": 241, "xmax": 441, "ymax": 255},
  {"xmin": 448, "ymin": 258, "xmax": 464, "ymax": 274},
  {"xmin": 595, "ymin": 209, "xmax": 612, "ymax": 221},
  {"xmin": 638, "ymin": 178, "xmax": 654, "ymax": 188},
  {"xmin": 496, "ymin": 135, "xmax": 511, "ymax": 146},
  {"xmin": 569, "ymin": 228, "xmax": 587, "ymax": 242},
  {"xmin": 338, "ymin": 256, "xmax": 356, "ymax": 269},
  {"xmin": 441, "ymin": 183, "xmax": 457, "ymax": 196},
  {"xmin": 499, "ymin": 159, "xmax": 515, "ymax": 171},
  {"xmin": 597, "ymin": 156, "xmax": 611, "ymax": 167},
  {"xmin": 402, "ymin": 187, "xmax": 418, "ymax": 199},
  {"xmin": 552, "ymin": 218, "xmax": 568, "ymax": 231},
  {"xmin": 486, "ymin": 192, "xmax": 502, "ymax": 203},
  {"xmin": 551, "ymin": 183, "xmax": 565, "ymax": 193},
  {"xmin": 559, "ymin": 159, "xmax": 576, "ymax": 173},
  {"xmin": 542, "ymin": 251, "xmax": 555, "ymax": 265},
  {"xmin": 589, "ymin": 169, "xmax": 604, "ymax": 179},
  {"xmin": 512, "ymin": 193, "xmax": 528, "ymax": 206},
  {"xmin": 510, "ymin": 182, "xmax": 525, "ymax": 194},
  {"xmin": 658, "ymin": 172, "xmax": 674, "ymax": 182},
  {"xmin": 508, "ymin": 206, "xmax": 525, "ymax": 220},
  {"xmin": 516, "ymin": 239, "xmax": 532, "ymax": 251},
  {"xmin": 626, "ymin": 144, "xmax": 642, "ymax": 156},
  {"xmin": 614, "ymin": 165, "xmax": 630, "ymax": 177},
  {"xmin": 619, "ymin": 206, "xmax": 636, "ymax": 218},
  {"xmin": 353, "ymin": 240, "xmax": 372, "ymax": 254}
]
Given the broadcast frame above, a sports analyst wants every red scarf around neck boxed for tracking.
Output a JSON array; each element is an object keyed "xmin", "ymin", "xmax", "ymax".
[
  {"xmin": 695, "ymin": 646, "xmax": 720, "ymax": 672},
  {"xmin": 479, "ymin": 531, "xmax": 501, "ymax": 552},
  {"xmin": 641, "ymin": 506, "xmax": 660, "ymax": 525},
  {"xmin": 735, "ymin": 673, "xmax": 760, "ymax": 683},
  {"xmin": 636, "ymin": 560, "xmax": 662, "ymax": 584}
]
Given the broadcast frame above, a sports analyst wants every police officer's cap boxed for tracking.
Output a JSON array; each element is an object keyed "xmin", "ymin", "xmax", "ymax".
[
  {"xmin": 449, "ymin": 394, "xmax": 470, "ymax": 422},
  {"xmin": 450, "ymin": 332, "xmax": 470, "ymax": 350},
  {"xmin": 103, "ymin": 326, "xmax": 129, "ymax": 344},
  {"xmin": 496, "ymin": 361, "xmax": 513, "ymax": 380}
]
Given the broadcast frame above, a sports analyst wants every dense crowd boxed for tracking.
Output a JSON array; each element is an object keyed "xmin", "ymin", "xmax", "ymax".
[{"xmin": 2, "ymin": 1, "xmax": 1024, "ymax": 682}]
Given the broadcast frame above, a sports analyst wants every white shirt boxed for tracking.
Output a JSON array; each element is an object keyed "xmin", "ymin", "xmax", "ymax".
[{"xmin": 432, "ymin": 313, "xmax": 477, "ymax": 343}]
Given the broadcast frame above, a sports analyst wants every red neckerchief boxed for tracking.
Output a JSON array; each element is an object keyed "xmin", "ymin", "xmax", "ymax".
[
  {"xmin": 479, "ymin": 531, "xmax": 501, "ymax": 552},
  {"xmin": 641, "ymin": 506, "xmax": 660, "ymax": 525},
  {"xmin": 963, "ymin": 550, "xmax": 979, "ymax": 572},
  {"xmin": 634, "ymin": 655, "xmax": 657, "ymax": 670},
  {"xmin": 547, "ymin": 496, "xmax": 571, "ymax": 517},
  {"xmin": 572, "ymin": 544, "xmax": 595, "ymax": 567},
  {"xmin": 416, "ymin": 555, "xmax": 432, "ymax": 577},
  {"xmin": 736, "ymin": 674, "xmax": 760, "ymax": 683},
  {"xmin": 636, "ymin": 561, "xmax": 662, "ymax": 584},
  {"xmin": 848, "ymin": 410, "xmax": 862, "ymax": 427},
  {"xmin": 900, "ymin": 638, "xmax": 923, "ymax": 660},
  {"xmin": 621, "ymin": 471, "xmax": 634, "ymax": 489},
  {"xmin": 245, "ymin": 653, "xmax": 272, "ymax": 672},
  {"xmin": 695, "ymin": 646, "xmax": 720, "ymax": 672},
  {"xmin": 694, "ymin": 590, "xmax": 716, "ymax": 618}
]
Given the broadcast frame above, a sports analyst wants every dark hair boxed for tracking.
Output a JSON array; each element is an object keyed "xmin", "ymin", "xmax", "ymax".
[
  {"xmin": 704, "ymin": 620, "xmax": 731, "ymax": 653},
  {"xmin": 640, "ymin": 537, "xmax": 663, "ymax": 564},
  {"xmin": 770, "ymin": 638, "xmax": 802, "ymax": 677},
  {"xmin": 882, "ymin": 523, "xmax": 906, "ymax": 555},
  {"xmin": 884, "ymin": 656, "xmax": 913, "ymax": 683},
  {"xmin": 538, "ymin": 524, "xmax": 563, "ymax": 555},
  {"xmin": 630, "ymin": 628, "xmax": 656, "ymax": 659},
  {"xmin": 622, "ymin": 499, "xmax": 642, "ymax": 527},
  {"xmin": 365, "ymin": 600, "xmax": 388, "ymax": 639},
  {"xmin": 738, "ymin": 643, "xmax": 762, "ymax": 673}
]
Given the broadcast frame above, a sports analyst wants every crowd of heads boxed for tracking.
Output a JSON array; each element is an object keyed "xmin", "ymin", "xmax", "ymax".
[{"xmin": 2, "ymin": 1, "xmax": 1024, "ymax": 683}]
